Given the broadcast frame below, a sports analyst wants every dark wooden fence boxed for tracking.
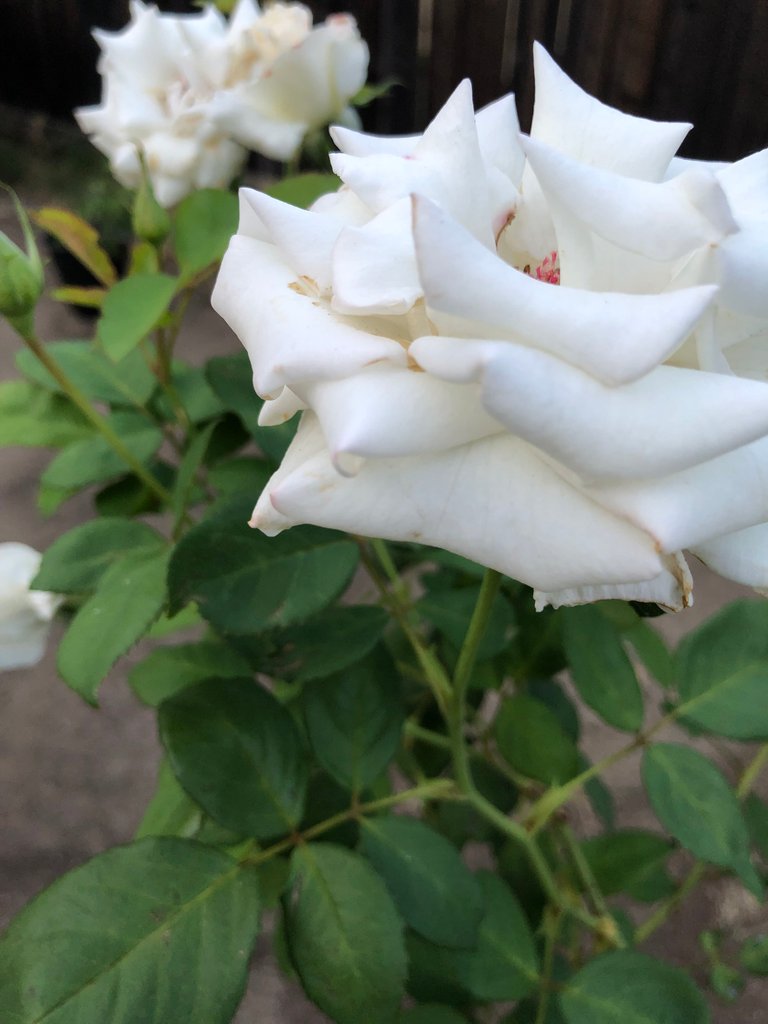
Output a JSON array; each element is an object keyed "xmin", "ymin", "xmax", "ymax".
[{"xmin": 2, "ymin": 0, "xmax": 767, "ymax": 159}]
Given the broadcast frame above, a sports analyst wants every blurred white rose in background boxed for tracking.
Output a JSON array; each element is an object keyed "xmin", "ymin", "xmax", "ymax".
[
  {"xmin": 0, "ymin": 543, "xmax": 61, "ymax": 671},
  {"xmin": 75, "ymin": 0, "xmax": 369, "ymax": 205},
  {"xmin": 213, "ymin": 45, "xmax": 768, "ymax": 611}
]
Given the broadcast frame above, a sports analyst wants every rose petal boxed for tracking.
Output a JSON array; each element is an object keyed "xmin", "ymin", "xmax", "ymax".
[
  {"xmin": 212, "ymin": 235, "xmax": 407, "ymax": 397},
  {"xmin": 535, "ymin": 553, "xmax": 693, "ymax": 611},
  {"xmin": 693, "ymin": 522, "xmax": 768, "ymax": 592},
  {"xmin": 251, "ymin": 415, "xmax": 665, "ymax": 593},
  {"xmin": 530, "ymin": 42, "xmax": 690, "ymax": 179},
  {"xmin": 413, "ymin": 340, "xmax": 768, "ymax": 480},
  {"xmin": 412, "ymin": 198, "xmax": 716, "ymax": 384}
]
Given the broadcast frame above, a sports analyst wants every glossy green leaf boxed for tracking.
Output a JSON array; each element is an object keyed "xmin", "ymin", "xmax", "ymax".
[
  {"xmin": 16, "ymin": 340, "xmax": 156, "ymax": 406},
  {"xmin": 562, "ymin": 605, "xmax": 644, "ymax": 732},
  {"xmin": 167, "ymin": 499, "xmax": 359, "ymax": 634},
  {"xmin": 643, "ymin": 744, "xmax": 762, "ymax": 896},
  {"xmin": 676, "ymin": 601, "xmax": 768, "ymax": 739},
  {"xmin": 454, "ymin": 872, "xmax": 539, "ymax": 1000},
  {"xmin": 286, "ymin": 843, "xmax": 406, "ymax": 1024},
  {"xmin": 0, "ymin": 379, "xmax": 90, "ymax": 447},
  {"xmin": 405, "ymin": 933, "xmax": 471, "ymax": 1006},
  {"xmin": 160, "ymin": 677, "xmax": 308, "ymax": 838},
  {"xmin": 42, "ymin": 412, "xmax": 163, "ymax": 490},
  {"xmin": 173, "ymin": 188, "xmax": 238, "ymax": 280},
  {"xmin": 303, "ymin": 651, "xmax": 403, "ymax": 791},
  {"xmin": 135, "ymin": 759, "xmax": 202, "ymax": 839},
  {"xmin": 496, "ymin": 694, "xmax": 579, "ymax": 784},
  {"xmin": 128, "ymin": 640, "xmax": 251, "ymax": 707},
  {"xmin": 269, "ymin": 605, "xmax": 389, "ymax": 684},
  {"xmin": 98, "ymin": 272, "xmax": 177, "ymax": 361},
  {"xmin": 579, "ymin": 830, "xmax": 673, "ymax": 898},
  {"xmin": 207, "ymin": 455, "xmax": 273, "ymax": 500},
  {"xmin": 559, "ymin": 951, "xmax": 709, "ymax": 1024},
  {"xmin": 267, "ymin": 173, "xmax": 341, "ymax": 209},
  {"xmin": 360, "ymin": 816, "xmax": 483, "ymax": 948},
  {"xmin": 33, "ymin": 517, "xmax": 161, "ymax": 594},
  {"xmin": 57, "ymin": 546, "xmax": 170, "ymax": 704},
  {"xmin": 0, "ymin": 837, "xmax": 260, "ymax": 1024},
  {"xmin": 156, "ymin": 363, "xmax": 224, "ymax": 425}
]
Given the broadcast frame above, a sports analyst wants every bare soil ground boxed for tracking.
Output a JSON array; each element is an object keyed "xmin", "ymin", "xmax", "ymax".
[{"xmin": 1, "ymin": 190, "xmax": 766, "ymax": 1024}]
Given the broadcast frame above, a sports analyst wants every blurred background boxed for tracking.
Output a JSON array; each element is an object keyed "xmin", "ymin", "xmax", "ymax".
[{"xmin": 2, "ymin": 0, "xmax": 768, "ymax": 160}]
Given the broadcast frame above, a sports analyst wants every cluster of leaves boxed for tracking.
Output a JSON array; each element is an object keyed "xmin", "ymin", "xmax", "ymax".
[{"xmin": 0, "ymin": 178, "xmax": 766, "ymax": 1024}]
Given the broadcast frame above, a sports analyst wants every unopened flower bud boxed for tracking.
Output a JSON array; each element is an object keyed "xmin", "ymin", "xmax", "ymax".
[{"xmin": 0, "ymin": 186, "xmax": 43, "ymax": 331}]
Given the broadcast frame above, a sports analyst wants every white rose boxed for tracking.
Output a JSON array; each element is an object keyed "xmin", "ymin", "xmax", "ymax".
[
  {"xmin": 209, "ymin": 1, "xmax": 369, "ymax": 161},
  {"xmin": 0, "ymin": 544, "xmax": 61, "ymax": 671},
  {"xmin": 75, "ymin": 1, "xmax": 246, "ymax": 207},
  {"xmin": 212, "ymin": 46, "xmax": 768, "ymax": 610}
]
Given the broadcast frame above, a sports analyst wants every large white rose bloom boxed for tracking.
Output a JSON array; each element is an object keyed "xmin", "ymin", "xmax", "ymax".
[
  {"xmin": 212, "ymin": 45, "xmax": 768, "ymax": 611},
  {"xmin": 0, "ymin": 544, "xmax": 61, "ymax": 671},
  {"xmin": 75, "ymin": 1, "xmax": 368, "ymax": 206}
]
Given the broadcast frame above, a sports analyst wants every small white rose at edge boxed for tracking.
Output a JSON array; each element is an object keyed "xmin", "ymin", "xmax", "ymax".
[{"xmin": 0, "ymin": 543, "xmax": 61, "ymax": 671}]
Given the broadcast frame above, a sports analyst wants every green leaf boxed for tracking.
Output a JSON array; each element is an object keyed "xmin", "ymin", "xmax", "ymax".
[
  {"xmin": 579, "ymin": 830, "xmax": 673, "ymax": 898},
  {"xmin": 286, "ymin": 843, "xmax": 407, "ymax": 1024},
  {"xmin": 128, "ymin": 639, "xmax": 252, "ymax": 706},
  {"xmin": 42, "ymin": 412, "xmax": 163, "ymax": 490},
  {"xmin": 642, "ymin": 744, "xmax": 762, "ymax": 896},
  {"xmin": 709, "ymin": 963, "xmax": 744, "ymax": 1002},
  {"xmin": 562, "ymin": 605, "xmax": 644, "ymax": 732},
  {"xmin": 267, "ymin": 173, "xmax": 341, "ymax": 209},
  {"xmin": 16, "ymin": 340, "xmax": 156, "ymax": 406},
  {"xmin": 303, "ymin": 650, "xmax": 403, "ymax": 791},
  {"xmin": 173, "ymin": 188, "xmax": 238, "ymax": 280},
  {"xmin": 625, "ymin": 620, "xmax": 675, "ymax": 687},
  {"xmin": 160, "ymin": 677, "xmax": 308, "ymax": 839},
  {"xmin": 400, "ymin": 1007, "xmax": 469, "ymax": 1024},
  {"xmin": 269, "ymin": 605, "xmax": 389, "ymax": 684},
  {"xmin": 454, "ymin": 872, "xmax": 539, "ymax": 1000},
  {"xmin": 167, "ymin": 499, "xmax": 359, "ymax": 633},
  {"xmin": 360, "ymin": 816, "xmax": 483, "ymax": 949},
  {"xmin": 0, "ymin": 379, "xmax": 90, "ymax": 447},
  {"xmin": 0, "ymin": 837, "xmax": 260, "ymax": 1024},
  {"xmin": 559, "ymin": 951, "xmax": 709, "ymax": 1024},
  {"xmin": 57, "ymin": 546, "xmax": 170, "ymax": 704},
  {"xmin": 495, "ymin": 694, "xmax": 580, "ymax": 784},
  {"xmin": 135, "ymin": 759, "xmax": 202, "ymax": 839},
  {"xmin": 740, "ymin": 934, "xmax": 768, "ymax": 975},
  {"xmin": 32, "ymin": 518, "xmax": 161, "ymax": 594},
  {"xmin": 157, "ymin": 363, "xmax": 224, "ymax": 424},
  {"xmin": 405, "ymin": 933, "xmax": 471, "ymax": 1006},
  {"xmin": 418, "ymin": 587, "xmax": 514, "ymax": 660},
  {"xmin": 205, "ymin": 351, "xmax": 297, "ymax": 461},
  {"xmin": 675, "ymin": 601, "xmax": 768, "ymax": 739},
  {"xmin": 32, "ymin": 206, "xmax": 117, "ymax": 286},
  {"xmin": 98, "ymin": 272, "xmax": 177, "ymax": 361},
  {"xmin": 207, "ymin": 455, "xmax": 273, "ymax": 500},
  {"xmin": 172, "ymin": 421, "xmax": 217, "ymax": 529}
]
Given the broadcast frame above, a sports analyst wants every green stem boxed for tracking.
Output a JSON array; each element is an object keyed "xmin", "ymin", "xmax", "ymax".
[
  {"xmin": 361, "ymin": 541, "xmax": 453, "ymax": 714},
  {"xmin": 450, "ymin": 569, "xmax": 502, "ymax": 793},
  {"xmin": 737, "ymin": 742, "xmax": 768, "ymax": 798},
  {"xmin": 20, "ymin": 331, "xmax": 172, "ymax": 504},
  {"xmin": 559, "ymin": 822, "xmax": 611, "ymax": 921},
  {"xmin": 535, "ymin": 907, "xmax": 562, "ymax": 1024},
  {"xmin": 634, "ymin": 862, "xmax": 707, "ymax": 944},
  {"xmin": 524, "ymin": 710, "xmax": 678, "ymax": 835},
  {"xmin": 242, "ymin": 778, "xmax": 459, "ymax": 868}
]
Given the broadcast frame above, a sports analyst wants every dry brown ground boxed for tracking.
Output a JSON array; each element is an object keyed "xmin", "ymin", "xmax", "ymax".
[{"xmin": 1, "ymin": 192, "xmax": 766, "ymax": 1023}]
